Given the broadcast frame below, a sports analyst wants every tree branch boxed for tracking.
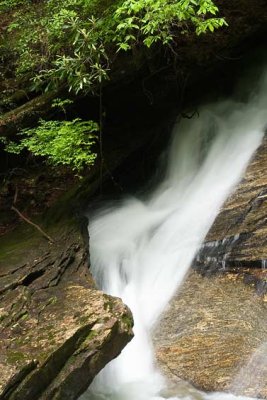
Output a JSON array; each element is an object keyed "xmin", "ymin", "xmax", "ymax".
[{"xmin": 11, "ymin": 206, "xmax": 54, "ymax": 243}]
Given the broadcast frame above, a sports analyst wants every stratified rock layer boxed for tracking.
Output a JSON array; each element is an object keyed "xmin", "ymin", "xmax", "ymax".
[
  {"xmin": 154, "ymin": 135, "xmax": 267, "ymax": 397},
  {"xmin": 154, "ymin": 272, "xmax": 267, "ymax": 398},
  {"xmin": 195, "ymin": 135, "xmax": 267, "ymax": 274},
  {"xmin": 0, "ymin": 225, "xmax": 133, "ymax": 400}
]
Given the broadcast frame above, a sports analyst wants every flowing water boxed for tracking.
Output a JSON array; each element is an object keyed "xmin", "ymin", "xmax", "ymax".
[
  {"xmin": 80, "ymin": 68, "xmax": 267, "ymax": 400},
  {"xmin": 231, "ymin": 342, "xmax": 267, "ymax": 398}
]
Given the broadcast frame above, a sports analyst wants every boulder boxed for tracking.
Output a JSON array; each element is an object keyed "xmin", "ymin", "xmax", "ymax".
[
  {"xmin": 0, "ymin": 224, "xmax": 133, "ymax": 400},
  {"xmin": 154, "ymin": 271, "xmax": 267, "ymax": 398},
  {"xmin": 154, "ymin": 134, "xmax": 267, "ymax": 398}
]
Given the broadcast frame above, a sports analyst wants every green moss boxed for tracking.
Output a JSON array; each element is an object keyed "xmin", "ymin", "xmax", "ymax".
[
  {"xmin": 47, "ymin": 296, "xmax": 58, "ymax": 306},
  {"xmin": 103, "ymin": 296, "xmax": 114, "ymax": 312},
  {"xmin": 122, "ymin": 314, "xmax": 133, "ymax": 330},
  {"xmin": 0, "ymin": 223, "xmax": 45, "ymax": 265},
  {"xmin": 76, "ymin": 329, "xmax": 99, "ymax": 353},
  {"xmin": 19, "ymin": 310, "xmax": 28, "ymax": 321},
  {"xmin": 79, "ymin": 315, "xmax": 90, "ymax": 325},
  {"xmin": 0, "ymin": 312, "xmax": 8, "ymax": 322},
  {"xmin": 13, "ymin": 336, "xmax": 28, "ymax": 346},
  {"xmin": 7, "ymin": 351, "xmax": 27, "ymax": 365},
  {"xmin": 86, "ymin": 330, "xmax": 98, "ymax": 341}
]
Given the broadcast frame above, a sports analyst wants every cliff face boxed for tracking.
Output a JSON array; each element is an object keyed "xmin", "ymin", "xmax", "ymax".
[
  {"xmin": 0, "ymin": 225, "xmax": 133, "ymax": 400},
  {"xmin": 154, "ymin": 133, "xmax": 267, "ymax": 398},
  {"xmin": 195, "ymin": 135, "xmax": 267, "ymax": 287}
]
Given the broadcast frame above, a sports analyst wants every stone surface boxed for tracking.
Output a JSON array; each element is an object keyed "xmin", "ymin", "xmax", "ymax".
[
  {"xmin": 0, "ymin": 224, "xmax": 133, "ymax": 400},
  {"xmin": 154, "ymin": 271, "xmax": 267, "ymax": 399},
  {"xmin": 154, "ymin": 137, "xmax": 267, "ymax": 398},
  {"xmin": 195, "ymin": 135, "xmax": 267, "ymax": 276}
]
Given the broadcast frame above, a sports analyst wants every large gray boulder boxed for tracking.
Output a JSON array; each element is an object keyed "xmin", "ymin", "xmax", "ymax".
[{"xmin": 0, "ymin": 225, "xmax": 133, "ymax": 400}]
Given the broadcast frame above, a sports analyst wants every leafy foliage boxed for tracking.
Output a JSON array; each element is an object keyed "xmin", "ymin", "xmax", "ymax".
[
  {"xmin": 32, "ymin": 15, "xmax": 109, "ymax": 94},
  {"xmin": 1, "ymin": 119, "xmax": 98, "ymax": 173},
  {"xmin": 1, "ymin": 0, "xmax": 227, "ymax": 93},
  {"xmin": 51, "ymin": 98, "xmax": 74, "ymax": 113},
  {"xmin": 0, "ymin": 0, "xmax": 27, "ymax": 13},
  {"xmin": 113, "ymin": 0, "xmax": 227, "ymax": 50},
  {"xmin": 0, "ymin": 0, "xmax": 227, "ymax": 174}
]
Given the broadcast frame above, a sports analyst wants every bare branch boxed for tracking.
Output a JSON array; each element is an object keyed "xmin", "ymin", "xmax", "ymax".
[{"xmin": 11, "ymin": 206, "xmax": 54, "ymax": 243}]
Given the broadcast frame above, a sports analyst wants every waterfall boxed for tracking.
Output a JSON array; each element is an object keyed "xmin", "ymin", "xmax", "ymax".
[{"xmin": 80, "ymin": 68, "xmax": 267, "ymax": 400}]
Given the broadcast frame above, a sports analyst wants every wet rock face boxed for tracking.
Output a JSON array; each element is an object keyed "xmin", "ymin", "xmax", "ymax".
[
  {"xmin": 195, "ymin": 136, "xmax": 267, "ymax": 276},
  {"xmin": 0, "ymin": 226, "xmax": 133, "ymax": 400},
  {"xmin": 154, "ymin": 272, "xmax": 267, "ymax": 399},
  {"xmin": 154, "ymin": 138, "xmax": 267, "ymax": 397}
]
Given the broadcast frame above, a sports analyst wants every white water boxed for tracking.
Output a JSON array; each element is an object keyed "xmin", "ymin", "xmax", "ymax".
[
  {"xmin": 80, "ymin": 69, "xmax": 267, "ymax": 400},
  {"xmin": 231, "ymin": 342, "xmax": 267, "ymax": 398}
]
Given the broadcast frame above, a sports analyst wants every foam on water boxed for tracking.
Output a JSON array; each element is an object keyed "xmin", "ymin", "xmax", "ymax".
[{"xmin": 79, "ymin": 68, "xmax": 267, "ymax": 400}]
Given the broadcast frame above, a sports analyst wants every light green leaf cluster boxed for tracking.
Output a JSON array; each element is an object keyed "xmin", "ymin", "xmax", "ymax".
[
  {"xmin": 1, "ymin": 119, "xmax": 98, "ymax": 173},
  {"xmin": 114, "ymin": 0, "xmax": 227, "ymax": 50},
  {"xmin": 51, "ymin": 98, "xmax": 74, "ymax": 112}
]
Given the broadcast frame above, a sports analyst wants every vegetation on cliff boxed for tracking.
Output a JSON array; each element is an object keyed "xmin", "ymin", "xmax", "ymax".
[
  {"xmin": 1, "ymin": 0, "xmax": 226, "ymax": 90},
  {"xmin": 1, "ymin": 117, "xmax": 98, "ymax": 172},
  {"xmin": 0, "ymin": 0, "xmax": 226, "ymax": 173}
]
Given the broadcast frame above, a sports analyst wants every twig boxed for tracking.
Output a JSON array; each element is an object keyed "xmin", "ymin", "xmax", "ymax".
[
  {"xmin": 13, "ymin": 185, "xmax": 18, "ymax": 205},
  {"xmin": 99, "ymin": 82, "xmax": 104, "ymax": 194},
  {"xmin": 181, "ymin": 110, "xmax": 199, "ymax": 119},
  {"xmin": 11, "ymin": 206, "xmax": 54, "ymax": 243},
  {"xmin": 103, "ymin": 159, "xmax": 124, "ymax": 193}
]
